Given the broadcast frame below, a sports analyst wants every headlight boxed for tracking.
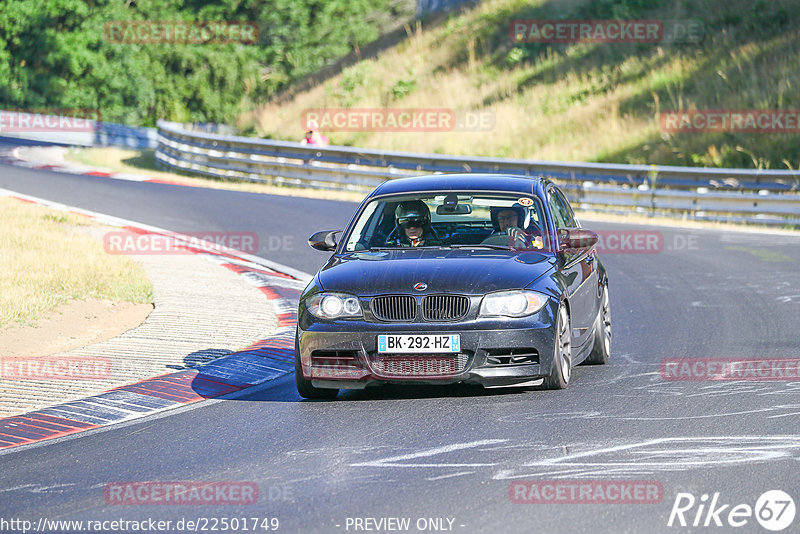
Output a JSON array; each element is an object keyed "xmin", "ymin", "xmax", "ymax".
[
  {"xmin": 307, "ymin": 292, "xmax": 363, "ymax": 319},
  {"xmin": 479, "ymin": 290, "xmax": 548, "ymax": 318}
]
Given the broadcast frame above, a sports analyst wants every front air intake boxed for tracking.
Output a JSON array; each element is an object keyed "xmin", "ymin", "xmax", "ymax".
[{"xmin": 370, "ymin": 354, "xmax": 468, "ymax": 377}]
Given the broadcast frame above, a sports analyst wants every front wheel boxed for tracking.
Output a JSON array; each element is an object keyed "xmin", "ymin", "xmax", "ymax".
[
  {"xmin": 584, "ymin": 285, "xmax": 611, "ymax": 365},
  {"xmin": 543, "ymin": 304, "xmax": 572, "ymax": 390}
]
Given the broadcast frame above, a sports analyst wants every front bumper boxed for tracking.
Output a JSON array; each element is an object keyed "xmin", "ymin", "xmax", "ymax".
[{"xmin": 297, "ymin": 312, "xmax": 558, "ymax": 389}]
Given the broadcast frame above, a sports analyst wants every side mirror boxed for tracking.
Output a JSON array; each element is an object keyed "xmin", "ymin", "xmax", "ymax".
[
  {"xmin": 559, "ymin": 228, "xmax": 598, "ymax": 252},
  {"xmin": 308, "ymin": 230, "xmax": 340, "ymax": 252}
]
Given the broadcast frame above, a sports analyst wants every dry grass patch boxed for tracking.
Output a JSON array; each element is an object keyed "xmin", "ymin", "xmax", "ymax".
[
  {"xmin": 0, "ymin": 197, "xmax": 153, "ymax": 328},
  {"xmin": 65, "ymin": 147, "xmax": 366, "ymax": 203},
  {"xmin": 249, "ymin": 0, "xmax": 800, "ymax": 169}
]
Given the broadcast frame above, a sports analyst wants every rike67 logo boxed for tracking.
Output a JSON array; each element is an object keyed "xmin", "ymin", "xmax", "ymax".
[{"xmin": 668, "ymin": 490, "xmax": 796, "ymax": 531}]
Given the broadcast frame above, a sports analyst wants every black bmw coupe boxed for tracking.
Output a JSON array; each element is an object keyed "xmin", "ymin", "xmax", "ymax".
[{"xmin": 295, "ymin": 173, "xmax": 611, "ymax": 399}]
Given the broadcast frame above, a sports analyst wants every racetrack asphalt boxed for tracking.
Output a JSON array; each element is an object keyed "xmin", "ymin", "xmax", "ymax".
[{"xmin": 1, "ymin": 148, "xmax": 800, "ymax": 533}]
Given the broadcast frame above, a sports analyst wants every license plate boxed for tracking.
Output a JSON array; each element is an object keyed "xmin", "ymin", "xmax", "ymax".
[{"xmin": 377, "ymin": 334, "xmax": 460, "ymax": 353}]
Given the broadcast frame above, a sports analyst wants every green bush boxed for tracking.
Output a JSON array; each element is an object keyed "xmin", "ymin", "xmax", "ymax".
[{"xmin": 0, "ymin": 0, "xmax": 410, "ymax": 126}]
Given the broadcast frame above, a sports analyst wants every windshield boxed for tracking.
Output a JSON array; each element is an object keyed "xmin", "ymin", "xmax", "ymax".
[{"xmin": 343, "ymin": 192, "xmax": 552, "ymax": 252}]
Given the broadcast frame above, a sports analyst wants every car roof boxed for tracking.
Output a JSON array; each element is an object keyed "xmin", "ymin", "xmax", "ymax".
[{"xmin": 368, "ymin": 173, "xmax": 547, "ymax": 198}]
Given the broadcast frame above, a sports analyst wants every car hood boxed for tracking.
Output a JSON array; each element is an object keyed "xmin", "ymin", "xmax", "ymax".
[{"xmin": 317, "ymin": 249, "xmax": 555, "ymax": 295}]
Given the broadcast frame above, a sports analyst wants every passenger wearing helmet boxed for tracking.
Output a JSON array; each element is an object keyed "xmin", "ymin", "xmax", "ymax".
[{"xmin": 390, "ymin": 200, "xmax": 441, "ymax": 247}]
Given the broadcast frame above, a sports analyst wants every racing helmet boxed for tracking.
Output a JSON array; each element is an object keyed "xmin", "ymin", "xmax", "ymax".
[{"xmin": 395, "ymin": 200, "xmax": 431, "ymax": 228}]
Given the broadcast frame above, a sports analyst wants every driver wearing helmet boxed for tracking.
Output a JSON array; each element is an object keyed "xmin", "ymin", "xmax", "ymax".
[{"xmin": 390, "ymin": 200, "xmax": 440, "ymax": 247}]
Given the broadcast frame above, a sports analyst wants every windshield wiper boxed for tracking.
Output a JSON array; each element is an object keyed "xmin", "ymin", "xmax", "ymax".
[
  {"xmin": 367, "ymin": 245, "xmax": 448, "ymax": 251},
  {"xmin": 447, "ymin": 244, "xmax": 512, "ymax": 250},
  {"xmin": 364, "ymin": 245, "xmax": 512, "ymax": 251}
]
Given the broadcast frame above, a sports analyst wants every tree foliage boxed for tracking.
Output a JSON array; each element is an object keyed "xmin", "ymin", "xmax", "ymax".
[{"xmin": 0, "ymin": 0, "xmax": 406, "ymax": 125}]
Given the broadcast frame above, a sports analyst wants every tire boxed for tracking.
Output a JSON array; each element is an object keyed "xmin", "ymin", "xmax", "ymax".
[
  {"xmin": 543, "ymin": 304, "xmax": 572, "ymax": 390},
  {"xmin": 295, "ymin": 331, "xmax": 339, "ymax": 400},
  {"xmin": 584, "ymin": 285, "xmax": 611, "ymax": 365}
]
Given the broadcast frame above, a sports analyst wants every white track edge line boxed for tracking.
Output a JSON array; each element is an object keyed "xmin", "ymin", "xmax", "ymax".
[{"xmin": 0, "ymin": 186, "xmax": 313, "ymax": 282}]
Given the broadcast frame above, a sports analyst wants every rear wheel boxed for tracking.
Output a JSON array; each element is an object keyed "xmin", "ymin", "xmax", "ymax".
[
  {"xmin": 295, "ymin": 331, "xmax": 339, "ymax": 400},
  {"xmin": 543, "ymin": 304, "xmax": 572, "ymax": 390},
  {"xmin": 584, "ymin": 285, "xmax": 611, "ymax": 365}
]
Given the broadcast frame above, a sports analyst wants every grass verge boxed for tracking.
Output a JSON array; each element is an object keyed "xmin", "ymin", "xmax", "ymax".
[
  {"xmin": 65, "ymin": 147, "xmax": 367, "ymax": 203},
  {"xmin": 0, "ymin": 197, "xmax": 154, "ymax": 328},
  {"xmin": 578, "ymin": 210, "xmax": 800, "ymax": 235}
]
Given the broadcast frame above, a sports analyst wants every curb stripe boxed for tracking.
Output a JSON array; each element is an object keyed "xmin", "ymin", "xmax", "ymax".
[
  {"xmin": 0, "ymin": 191, "xmax": 308, "ymax": 451},
  {"xmin": 0, "ymin": 416, "xmax": 99, "ymax": 447}
]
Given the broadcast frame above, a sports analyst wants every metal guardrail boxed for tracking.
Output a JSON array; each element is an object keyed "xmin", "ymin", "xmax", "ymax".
[
  {"xmin": 152, "ymin": 120, "xmax": 790, "ymax": 226},
  {"xmin": 0, "ymin": 110, "xmax": 157, "ymax": 149},
  {"xmin": 1, "ymin": 110, "xmax": 798, "ymax": 225},
  {"xmin": 156, "ymin": 120, "xmax": 800, "ymax": 226},
  {"xmin": 157, "ymin": 121, "xmax": 800, "ymax": 190},
  {"xmin": 93, "ymin": 122, "xmax": 157, "ymax": 149}
]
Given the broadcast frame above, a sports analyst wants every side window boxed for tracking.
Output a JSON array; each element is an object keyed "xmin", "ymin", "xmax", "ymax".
[
  {"xmin": 547, "ymin": 187, "xmax": 577, "ymax": 229},
  {"xmin": 554, "ymin": 188, "xmax": 579, "ymax": 228}
]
